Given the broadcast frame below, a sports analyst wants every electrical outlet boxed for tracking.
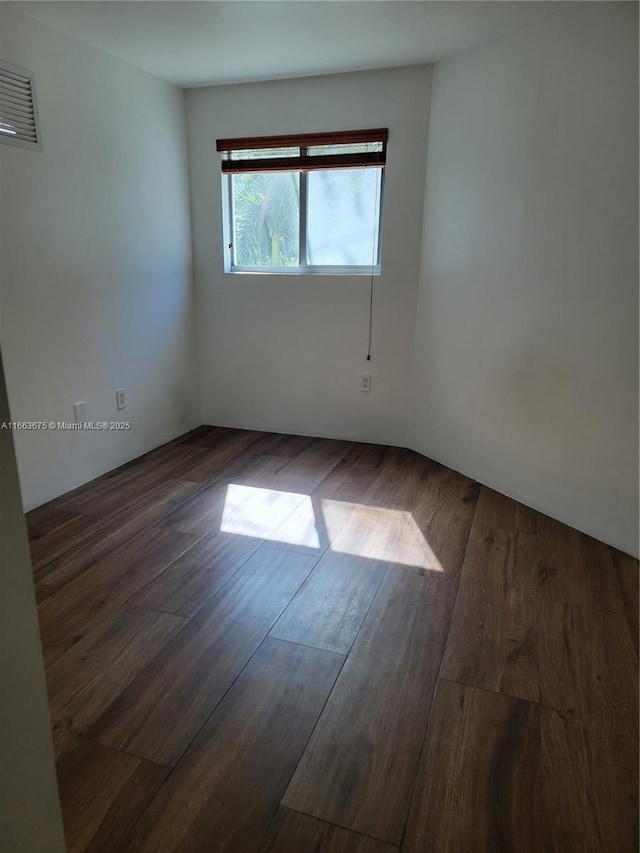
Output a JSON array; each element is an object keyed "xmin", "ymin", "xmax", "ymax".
[
  {"xmin": 73, "ymin": 401, "xmax": 86, "ymax": 424},
  {"xmin": 361, "ymin": 374, "xmax": 371, "ymax": 393},
  {"xmin": 116, "ymin": 388, "xmax": 126, "ymax": 410}
]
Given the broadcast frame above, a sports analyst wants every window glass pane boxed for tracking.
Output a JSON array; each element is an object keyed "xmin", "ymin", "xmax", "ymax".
[
  {"xmin": 232, "ymin": 172, "xmax": 299, "ymax": 267},
  {"xmin": 306, "ymin": 168, "xmax": 381, "ymax": 267},
  {"xmin": 306, "ymin": 142, "xmax": 383, "ymax": 156},
  {"xmin": 229, "ymin": 147, "xmax": 298, "ymax": 160}
]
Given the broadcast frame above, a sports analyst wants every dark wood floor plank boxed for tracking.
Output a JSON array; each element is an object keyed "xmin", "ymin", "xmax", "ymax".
[
  {"xmin": 441, "ymin": 529, "xmax": 540, "ymax": 702},
  {"xmin": 34, "ymin": 478, "xmax": 204, "ymax": 593},
  {"xmin": 37, "ymin": 525, "xmax": 199, "ymax": 665},
  {"xmin": 52, "ymin": 723, "xmax": 76, "ymax": 760},
  {"xmin": 537, "ymin": 601, "xmax": 638, "ymax": 848},
  {"xmin": 442, "ymin": 597, "xmax": 539, "ymax": 702},
  {"xmin": 26, "ymin": 504, "xmax": 88, "ymax": 542},
  {"xmin": 234, "ymin": 454, "xmax": 308, "ymax": 489},
  {"xmin": 46, "ymin": 605, "xmax": 187, "ymax": 734},
  {"xmin": 54, "ymin": 732, "xmax": 169, "ymax": 853},
  {"xmin": 186, "ymin": 425, "xmax": 257, "ymax": 449},
  {"xmin": 123, "ymin": 638, "xmax": 343, "ymax": 853},
  {"xmin": 74, "ymin": 479, "xmax": 201, "ymax": 564},
  {"xmin": 34, "ymin": 579, "xmax": 53, "ymax": 605},
  {"xmin": 155, "ymin": 479, "xmax": 232, "ymax": 536},
  {"xmin": 171, "ymin": 424, "xmax": 216, "ymax": 445},
  {"xmin": 47, "ymin": 445, "xmax": 178, "ymax": 512},
  {"xmin": 30, "ymin": 511, "xmax": 104, "ymax": 573},
  {"xmin": 541, "ymin": 704, "xmax": 638, "ymax": 853},
  {"xmin": 131, "ymin": 529, "xmax": 264, "ymax": 617},
  {"xmin": 283, "ymin": 562, "xmax": 453, "ymax": 844},
  {"xmin": 270, "ymin": 490, "xmax": 422, "ymax": 654},
  {"xmin": 270, "ymin": 551, "xmax": 387, "ymax": 654},
  {"xmin": 86, "ymin": 547, "xmax": 317, "ymax": 765},
  {"xmin": 473, "ymin": 485, "xmax": 538, "ymax": 533},
  {"xmin": 402, "ymin": 680, "xmax": 541, "ymax": 853},
  {"xmin": 341, "ymin": 442, "xmax": 400, "ymax": 470},
  {"xmin": 611, "ymin": 547, "xmax": 639, "ymax": 656},
  {"xmin": 539, "ymin": 601, "xmax": 638, "ymax": 716},
  {"xmin": 461, "ymin": 528, "xmax": 541, "ymax": 610},
  {"xmin": 403, "ymin": 463, "xmax": 479, "ymax": 581},
  {"xmin": 52, "ymin": 434, "xmax": 206, "ymax": 502},
  {"xmin": 269, "ymin": 438, "xmax": 353, "ymax": 494},
  {"xmin": 54, "ymin": 443, "xmax": 211, "ymax": 517},
  {"xmin": 242, "ymin": 431, "xmax": 316, "ymax": 458},
  {"xmin": 361, "ymin": 447, "xmax": 434, "ymax": 513},
  {"xmin": 535, "ymin": 518, "xmax": 624, "ymax": 613},
  {"xmin": 176, "ymin": 428, "xmax": 268, "ymax": 483},
  {"xmin": 320, "ymin": 462, "xmax": 384, "ymax": 505},
  {"xmin": 259, "ymin": 808, "xmax": 397, "ymax": 853}
]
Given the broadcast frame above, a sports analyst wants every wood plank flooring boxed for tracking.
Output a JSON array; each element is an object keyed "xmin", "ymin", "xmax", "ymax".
[{"xmin": 27, "ymin": 426, "xmax": 639, "ymax": 853}]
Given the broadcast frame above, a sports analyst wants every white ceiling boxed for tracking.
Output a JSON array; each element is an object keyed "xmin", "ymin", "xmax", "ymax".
[{"xmin": 10, "ymin": 1, "xmax": 563, "ymax": 88}]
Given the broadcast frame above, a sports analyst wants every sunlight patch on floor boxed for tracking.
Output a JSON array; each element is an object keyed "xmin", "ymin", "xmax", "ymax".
[
  {"xmin": 220, "ymin": 484, "xmax": 443, "ymax": 571},
  {"xmin": 396, "ymin": 514, "xmax": 444, "ymax": 572},
  {"xmin": 220, "ymin": 484, "xmax": 309, "ymax": 542},
  {"xmin": 323, "ymin": 499, "xmax": 443, "ymax": 570},
  {"xmin": 268, "ymin": 497, "xmax": 322, "ymax": 548}
]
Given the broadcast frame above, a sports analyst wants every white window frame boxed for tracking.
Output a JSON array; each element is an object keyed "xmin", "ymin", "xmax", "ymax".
[
  {"xmin": 224, "ymin": 166, "xmax": 384, "ymax": 276},
  {"xmin": 218, "ymin": 130, "xmax": 387, "ymax": 276}
]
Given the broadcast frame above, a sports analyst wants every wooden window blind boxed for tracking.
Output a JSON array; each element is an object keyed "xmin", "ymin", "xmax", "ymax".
[{"xmin": 216, "ymin": 128, "xmax": 388, "ymax": 174}]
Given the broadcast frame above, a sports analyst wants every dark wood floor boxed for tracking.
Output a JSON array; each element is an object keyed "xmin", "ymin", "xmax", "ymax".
[{"xmin": 27, "ymin": 426, "xmax": 639, "ymax": 853}]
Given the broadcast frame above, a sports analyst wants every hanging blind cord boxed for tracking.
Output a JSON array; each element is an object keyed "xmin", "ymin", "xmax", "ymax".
[{"xmin": 366, "ymin": 153, "xmax": 381, "ymax": 361}]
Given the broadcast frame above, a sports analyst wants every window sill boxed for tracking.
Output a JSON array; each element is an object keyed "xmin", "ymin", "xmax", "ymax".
[{"xmin": 226, "ymin": 265, "xmax": 381, "ymax": 277}]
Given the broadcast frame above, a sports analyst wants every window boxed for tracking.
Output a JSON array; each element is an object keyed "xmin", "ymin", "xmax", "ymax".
[
  {"xmin": 217, "ymin": 128, "xmax": 387, "ymax": 274},
  {"xmin": 0, "ymin": 59, "xmax": 42, "ymax": 150}
]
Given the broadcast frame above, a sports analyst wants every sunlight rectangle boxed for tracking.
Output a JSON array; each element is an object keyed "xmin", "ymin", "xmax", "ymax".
[
  {"xmin": 219, "ymin": 485, "xmax": 444, "ymax": 571},
  {"xmin": 321, "ymin": 499, "xmax": 444, "ymax": 571},
  {"xmin": 221, "ymin": 484, "xmax": 317, "ymax": 546},
  {"xmin": 267, "ymin": 498, "xmax": 322, "ymax": 548}
]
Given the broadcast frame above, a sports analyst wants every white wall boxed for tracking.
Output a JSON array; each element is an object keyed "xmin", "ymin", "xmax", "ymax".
[
  {"xmin": 411, "ymin": 2, "xmax": 639, "ymax": 555},
  {"xmin": 0, "ymin": 6, "xmax": 200, "ymax": 510},
  {"xmin": 185, "ymin": 66, "xmax": 431, "ymax": 447},
  {"xmin": 0, "ymin": 350, "xmax": 65, "ymax": 852}
]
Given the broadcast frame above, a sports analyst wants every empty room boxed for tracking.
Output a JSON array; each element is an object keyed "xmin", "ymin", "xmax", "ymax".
[{"xmin": 0, "ymin": 1, "xmax": 638, "ymax": 851}]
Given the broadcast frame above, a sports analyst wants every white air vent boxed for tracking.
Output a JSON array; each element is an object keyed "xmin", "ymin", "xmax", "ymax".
[{"xmin": 0, "ymin": 60, "xmax": 41, "ymax": 150}]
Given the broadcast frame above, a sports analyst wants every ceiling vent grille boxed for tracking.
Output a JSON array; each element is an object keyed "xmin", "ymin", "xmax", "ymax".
[{"xmin": 0, "ymin": 60, "xmax": 41, "ymax": 150}]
